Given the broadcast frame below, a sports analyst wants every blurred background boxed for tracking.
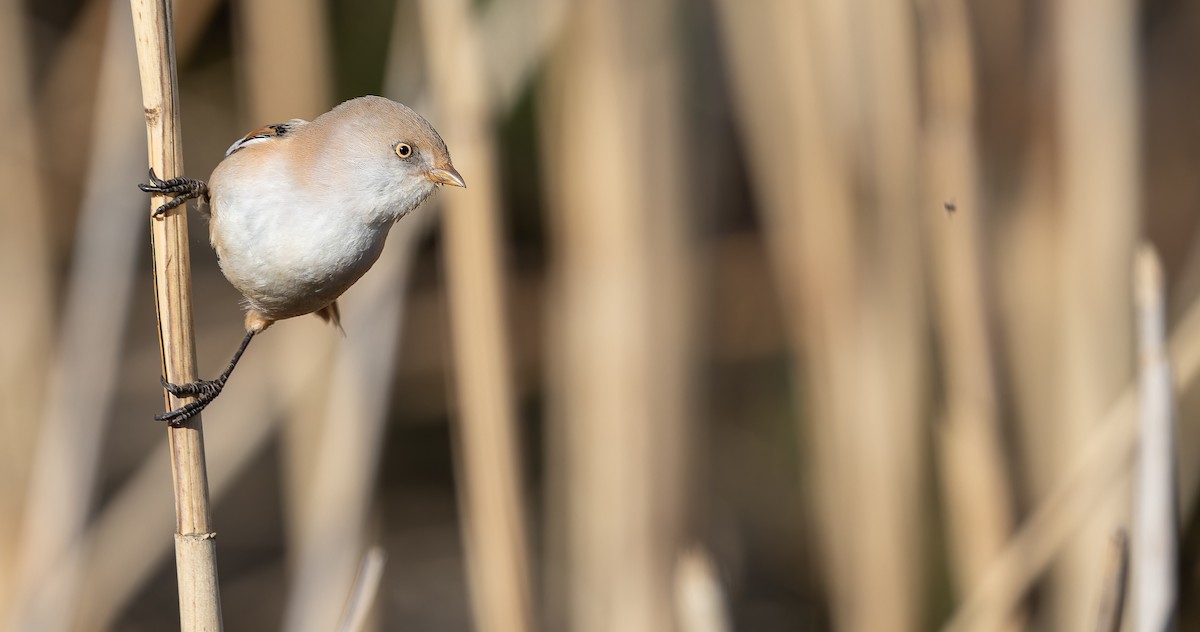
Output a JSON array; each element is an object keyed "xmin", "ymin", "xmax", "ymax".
[{"xmin": 2, "ymin": 0, "xmax": 1199, "ymax": 630}]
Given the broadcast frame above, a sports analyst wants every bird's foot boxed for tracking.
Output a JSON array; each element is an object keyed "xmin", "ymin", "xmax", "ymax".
[
  {"xmin": 139, "ymin": 168, "xmax": 209, "ymax": 218},
  {"xmin": 156, "ymin": 376, "xmax": 227, "ymax": 426}
]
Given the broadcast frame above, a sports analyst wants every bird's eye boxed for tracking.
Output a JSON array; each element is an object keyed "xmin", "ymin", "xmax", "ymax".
[{"xmin": 394, "ymin": 142, "xmax": 413, "ymax": 159}]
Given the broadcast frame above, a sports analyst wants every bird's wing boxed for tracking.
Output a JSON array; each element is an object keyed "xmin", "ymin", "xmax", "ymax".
[{"xmin": 224, "ymin": 118, "xmax": 309, "ymax": 157}]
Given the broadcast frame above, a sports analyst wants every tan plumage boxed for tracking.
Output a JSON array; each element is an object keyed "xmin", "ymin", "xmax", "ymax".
[
  {"xmin": 141, "ymin": 95, "xmax": 465, "ymax": 424},
  {"xmin": 208, "ymin": 95, "xmax": 463, "ymax": 333}
]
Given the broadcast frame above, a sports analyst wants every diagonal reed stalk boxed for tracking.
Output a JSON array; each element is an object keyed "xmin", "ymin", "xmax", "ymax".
[{"xmin": 129, "ymin": 0, "xmax": 223, "ymax": 629}]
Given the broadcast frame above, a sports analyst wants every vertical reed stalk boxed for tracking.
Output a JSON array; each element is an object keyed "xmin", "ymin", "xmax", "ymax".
[
  {"xmin": 1052, "ymin": 0, "xmax": 1140, "ymax": 624},
  {"xmin": 129, "ymin": 0, "xmax": 222, "ymax": 629},
  {"xmin": 1131, "ymin": 246, "xmax": 1177, "ymax": 630},
  {"xmin": 543, "ymin": 1, "xmax": 690, "ymax": 630},
  {"xmin": 918, "ymin": 0, "xmax": 1018, "ymax": 615},
  {"xmin": 9, "ymin": 2, "xmax": 148, "ymax": 629},
  {"xmin": 942, "ymin": 285, "xmax": 1200, "ymax": 630},
  {"xmin": 716, "ymin": 1, "xmax": 926, "ymax": 629},
  {"xmin": 418, "ymin": 1, "xmax": 534, "ymax": 631},
  {"xmin": 0, "ymin": 0, "xmax": 53, "ymax": 624}
]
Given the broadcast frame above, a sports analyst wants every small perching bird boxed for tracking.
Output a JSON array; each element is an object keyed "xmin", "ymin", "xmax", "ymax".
[{"xmin": 141, "ymin": 96, "xmax": 465, "ymax": 425}]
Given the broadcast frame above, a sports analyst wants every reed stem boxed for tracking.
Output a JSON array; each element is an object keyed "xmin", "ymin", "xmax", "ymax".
[{"xmin": 128, "ymin": 0, "xmax": 223, "ymax": 629}]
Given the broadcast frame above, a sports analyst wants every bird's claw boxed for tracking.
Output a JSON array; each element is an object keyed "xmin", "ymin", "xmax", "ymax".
[
  {"xmin": 139, "ymin": 168, "xmax": 208, "ymax": 218},
  {"xmin": 157, "ymin": 375, "xmax": 226, "ymax": 426},
  {"xmin": 159, "ymin": 375, "xmax": 225, "ymax": 398}
]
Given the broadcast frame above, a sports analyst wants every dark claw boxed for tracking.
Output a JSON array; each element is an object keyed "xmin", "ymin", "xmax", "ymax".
[
  {"xmin": 140, "ymin": 168, "xmax": 209, "ymax": 218},
  {"xmin": 155, "ymin": 330, "xmax": 256, "ymax": 426},
  {"xmin": 158, "ymin": 376, "xmax": 227, "ymax": 425},
  {"xmin": 159, "ymin": 375, "xmax": 225, "ymax": 398},
  {"xmin": 155, "ymin": 397, "xmax": 212, "ymax": 426}
]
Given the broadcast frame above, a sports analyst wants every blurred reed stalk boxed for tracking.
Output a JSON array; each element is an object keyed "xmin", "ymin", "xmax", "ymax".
[
  {"xmin": 73, "ymin": 362, "xmax": 276, "ymax": 631},
  {"xmin": 417, "ymin": 1, "xmax": 535, "ymax": 631},
  {"xmin": 716, "ymin": 1, "xmax": 925, "ymax": 629},
  {"xmin": 1131, "ymin": 246, "xmax": 1176, "ymax": 630},
  {"xmin": 337, "ymin": 547, "xmax": 388, "ymax": 632},
  {"xmin": 917, "ymin": 0, "xmax": 1018, "ymax": 619},
  {"xmin": 1051, "ymin": 0, "xmax": 1140, "ymax": 625},
  {"xmin": 282, "ymin": 230, "xmax": 425, "ymax": 632},
  {"xmin": 35, "ymin": 0, "xmax": 222, "ymax": 243},
  {"xmin": 1093, "ymin": 531, "xmax": 1129, "ymax": 632},
  {"xmin": 8, "ymin": 1, "xmax": 148, "ymax": 629},
  {"xmin": 477, "ymin": 0, "xmax": 568, "ymax": 109},
  {"xmin": 74, "ymin": 307, "xmax": 363, "ymax": 631},
  {"xmin": 542, "ymin": 1, "xmax": 692, "ymax": 630},
  {"xmin": 0, "ymin": 0, "xmax": 54, "ymax": 622},
  {"xmin": 673, "ymin": 547, "xmax": 732, "ymax": 632},
  {"xmin": 941, "ymin": 267, "xmax": 1200, "ymax": 631},
  {"xmin": 129, "ymin": 0, "xmax": 223, "ymax": 628}
]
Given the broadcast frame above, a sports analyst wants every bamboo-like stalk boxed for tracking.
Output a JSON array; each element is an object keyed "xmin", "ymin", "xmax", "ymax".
[
  {"xmin": 73, "ymin": 334, "xmax": 341, "ymax": 630},
  {"xmin": 715, "ymin": 1, "xmax": 926, "ymax": 629},
  {"xmin": 417, "ymin": 1, "xmax": 534, "ymax": 631},
  {"xmin": 917, "ymin": 0, "xmax": 1018, "ymax": 612},
  {"xmin": 336, "ymin": 547, "xmax": 388, "ymax": 632},
  {"xmin": 674, "ymin": 547, "xmax": 732, "ymax": 632},
  {"xmin": 712, "ymin": 1, "xmax": 859, "ymax": 625},
  {"xmin": 1093, "ymin": 531, "xmax": 1129, "ymax": 632},
  {"xmin": 1051, "ymin": 0, "xmax": 1140, "ymax": 626},
  {"xmin": 1131, "ymin": 246, "xmax": 1177, "ymax": 631},
  {"xmin": 478, "ymin": 0, "xmax": 569, "ymax": 109},
  {"xmin": 542, "ymin": 1, "xmax": 691, "ymax": 630},
  {"xmin": 129, "ymin": 1, "xmax": 223, "ymax": 629}
]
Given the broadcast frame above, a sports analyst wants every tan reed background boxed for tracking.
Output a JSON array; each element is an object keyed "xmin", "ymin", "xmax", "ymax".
[{"xmin": 2, "ymin": 0, "xmax": 1200, "ymax": 630}]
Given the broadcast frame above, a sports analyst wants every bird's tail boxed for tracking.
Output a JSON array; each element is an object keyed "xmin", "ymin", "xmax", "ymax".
[{"xmin": 314, "ymin": 301, "xmax": 346, "ymax": 336}]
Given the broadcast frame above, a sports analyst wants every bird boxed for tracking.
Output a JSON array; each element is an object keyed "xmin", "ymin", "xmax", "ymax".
[{"xmin": 140, "ymin": 95, "xmax": 465, "ymax": 425}]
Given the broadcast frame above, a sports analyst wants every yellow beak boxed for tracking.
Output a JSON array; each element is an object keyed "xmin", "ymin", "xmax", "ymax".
[{"xmin": 427, "ymin": 165, "xmax": 466, "ymax": 188}]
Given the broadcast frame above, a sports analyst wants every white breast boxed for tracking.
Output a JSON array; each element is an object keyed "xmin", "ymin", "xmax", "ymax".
[{"xmin": 207, "ymin": 147, "xmax": 391, "ymax": 321}]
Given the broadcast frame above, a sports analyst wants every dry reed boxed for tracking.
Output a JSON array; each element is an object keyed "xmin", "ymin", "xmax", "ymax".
[
  {"xmin": 1051, "ymin": 0, "xmax": 1141, "ymax": 627},
  {"xmin": 942, "ymin": 276, "xmax": 1200, "ymax": 630},
  {"xmin": 130, "ymin": 0, "xmax": 223, "ymax": 628},
  {"xmin": 1131, "ymin": 246, "xmax": 1176, "ymax": 630},
  {"xmin": 8, "ymin": 2, "xmax": 147, "ymax": 629},
  {"xmin": 542, "ymin": 1, "xmax": 691, "ymax": 630},
  {"xmin": 1093, "ymin": 530, "xmax": 1129, "ymax": 632},
  {"xmin": 0, "ymin": 0, "xmax": 54, "ymax": 624},
  {"xmin": 417, "ymin": 1, "xmax": 535, "ymax": 631},
  {"xmin": 716, "ymin": 1, "xmax": 926, "ymax": 629},
  {"xmin": 918, "ymin": 0, "xmax": 1018, "ymax": 613}
]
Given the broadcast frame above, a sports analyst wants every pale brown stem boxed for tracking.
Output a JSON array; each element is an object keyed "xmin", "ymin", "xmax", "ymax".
[
  {"xmin": 0, "ymin": 0, "xmax": 54, "ymax": 624},
  {"xmin": 715, "ymin": 1, "xmax": 925, "ymax": 629},
  {"xmin": 8, "ymin": 2, "xmax": 148, "ymax": 629},
  {"xmin": 417, "ymin": 1, "xmax": 535, "ymax": 631},
  {"xmin": 1093, "ymin": 530, "xmax": 1129, "ymax": 632},
  {"xmin": 918, "ymin": 0, "xmax": 1018, "ymax": 616},
  {"xmin": 1051, "ymin": 0, "xmax": 1140, "ymax": 626},
  {"xmin": 129, "ymin": 0, "xmax": 222, "ymax": 629},
  {"xmin": 336, "ymin": 547, "xmax": 388, "ymax": 632},
  {"xmin": 940, "ymin": 285, "xmax": 1200, "ymax": 631},
  {"xmin": 542, "ymin": 1, "xmax": 691, "ymax": 630}
]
